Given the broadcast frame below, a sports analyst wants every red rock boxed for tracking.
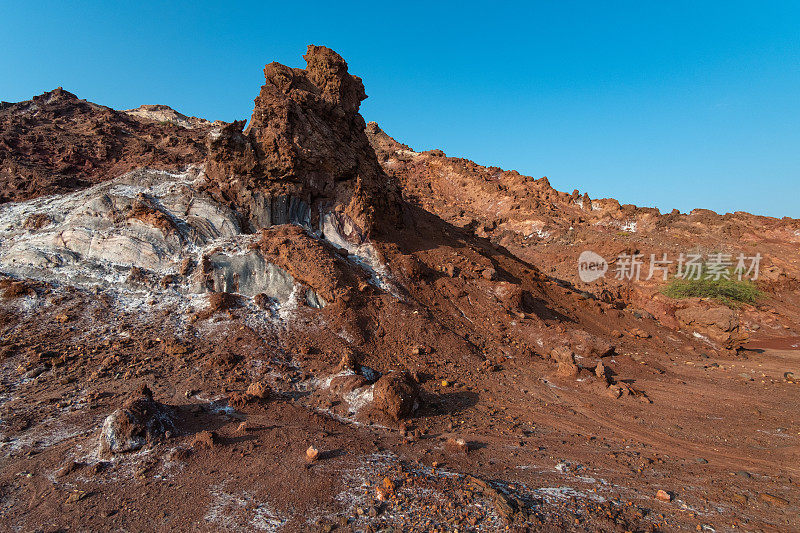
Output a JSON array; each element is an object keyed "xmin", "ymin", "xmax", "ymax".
[
  {"xmin": 0, "ymin": 88, "xmax": 210, "ymax": 204},
  {"xmin": 204, "ymin": 45, "xmax": 400, "ymax": 236},
  {"xmin": 98, "ymin": 387, "xmax": 174, "ymax": 457},
  {"xmin": 550, "ymin": 346, "xmax": 576, "ymax": 364},
  {"xmin": 246, "ymin": 381, "xmax": 270, "ymax": 400},
  {"xmin": 556, "ymin": 361, "xmax": 580, "ymax": 379},
  {"xmin": 595, "ymin": 361, "xmax": 609, "ymax": 385},
  {"xmin": 192, "ymin": 430, "xmax": 217, "ymax": 449},
  {"xmin": 445, "ymin": 437, "xmax": 469, "ymax": 454},
  {"xmin": 371, "ymin": 371, "xmax": 420, "ymax": 420},
  {"xmin": 305, "ymin": 445, "xmax": 319, "ymax": 463}
]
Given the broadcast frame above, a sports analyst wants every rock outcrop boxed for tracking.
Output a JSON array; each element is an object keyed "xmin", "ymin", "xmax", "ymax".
[
  {"xmin": 675, "ymin": 302, "xmax": 746, "ymax": 349},
  {"xmin": 371, "ymin": 371, "xmax": 420, "ymax": 420},
  {"xmin": 0, "ymin": 167, "xmax": 305, "ymax": 307},
  {"xmin": 204, "ymin": 45, "xmax": 401, "ymax": 238}
]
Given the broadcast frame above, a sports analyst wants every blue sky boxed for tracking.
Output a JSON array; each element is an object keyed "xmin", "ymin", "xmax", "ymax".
[{"xmin": 2, "ymin": 1, "xmax": 798, "ymax": 217}]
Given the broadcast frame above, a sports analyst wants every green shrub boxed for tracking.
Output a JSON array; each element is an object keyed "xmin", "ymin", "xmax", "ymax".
[{"xmin": 662, "ymin": 276, "xmax": 762, "ymax": 306}]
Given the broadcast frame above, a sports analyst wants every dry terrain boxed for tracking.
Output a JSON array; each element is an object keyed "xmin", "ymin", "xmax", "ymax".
[{"xmin": 0, "ymin": 46, "xmax": 798, "ymax": 532}]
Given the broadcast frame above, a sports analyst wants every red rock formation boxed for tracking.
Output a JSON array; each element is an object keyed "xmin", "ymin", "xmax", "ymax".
[{"xmin": 204, "ymin": 45, "xmax": 401, "ymax": 237}]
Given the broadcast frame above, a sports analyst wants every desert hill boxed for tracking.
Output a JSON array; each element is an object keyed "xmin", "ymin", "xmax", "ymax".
[{"xmin": 0, "ymin": 46, "xmax": 797, "ymax": 531}]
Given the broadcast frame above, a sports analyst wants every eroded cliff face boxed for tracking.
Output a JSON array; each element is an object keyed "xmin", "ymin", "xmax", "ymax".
[
  {"xmin": 204, "ymin": 45, "xmax": 401, "ymax": 239},
  {"xmin": 0, "ymin": 47, "xmax": 408, "ymax": 316}
]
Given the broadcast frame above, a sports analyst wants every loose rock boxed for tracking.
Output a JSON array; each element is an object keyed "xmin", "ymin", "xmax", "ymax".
[{"xmin": 98, "ymin": 385, "xmax": 174, "ymax": 456}]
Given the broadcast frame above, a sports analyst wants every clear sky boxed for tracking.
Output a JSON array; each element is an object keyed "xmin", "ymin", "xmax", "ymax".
[{"xmin": 2, "ymin": 1, "xmax": 798, "ymax": 217}]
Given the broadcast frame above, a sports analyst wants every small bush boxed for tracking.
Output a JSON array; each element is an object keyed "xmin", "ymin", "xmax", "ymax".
[{"xmin": 662, "ymin": 276, "xmax": 762, "ymax": 306}]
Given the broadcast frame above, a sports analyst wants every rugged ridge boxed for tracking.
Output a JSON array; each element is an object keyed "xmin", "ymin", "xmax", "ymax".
[
  {"xmin": 367, "ymin": 121, "xmax": 800, "ymax": 349},
  {"xmin": 0, "ymin": 88, "xmax": 210, "ymax": 203}
]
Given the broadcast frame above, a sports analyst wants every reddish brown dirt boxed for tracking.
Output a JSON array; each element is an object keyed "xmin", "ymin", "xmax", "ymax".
[
  {"xmin": 1, "ymin": 268, "xmax": 798, "ymax": 531},
  {"xmin": 1, "ymin": 46, "xmax": 799, "ymax": 532}
]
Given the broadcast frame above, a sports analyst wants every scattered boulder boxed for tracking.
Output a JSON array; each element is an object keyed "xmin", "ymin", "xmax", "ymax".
[
  {"xmin": 410, "ymin": 345, "xmax": 427, "ymax": 356},
  {"xmin": 228, "ymin": 381, "xmax": 271, "ymax": 408},
  {"xmin": 493, "ymin": 282, "xmax": 524, "ymax": 310},
  {"xmin": 305, "ymin": 445, "xmax": 319, "ymax": 463},
  {"xmin": 556, "ymin": 361, "xmax": 580, "ymax": 379},
  {"xmin": 445, "ymin": 437, "xmax": 469, "ymax": 455},
  {"xmin": 595, "ymin": 361, "xmax": 609, "ymax": 385},
  {"xmin": 227, "ymin": 393, "xmax": 250, "ymax": 409},
  {"xmin": 550, "ymin": 346, "xmax": 581, "ymax": 379},
  {"xmin": 246, "ymin": 381, "xmax": 270, "ymax": 399},
  {"xmin": 98, "ymin": 385, "xmax": 174, "ymax": 456},
  {"xmin": 550, "ymin": 346, "xmax": 576, "ymax": 364},
  {"xmin": 546, "ymin": 330, "xmax": 614, "ymax": 362},
  {"xmin": 675, "ymin": 303, "xmax": 744, "ymax": 348},
  {"xmin": 566, "ymin": 329, "xmax": 615, "ymax": 358},
  {"xmin": 606, "ymin": 382, "xmax": 651, "ymax": 403},
  {"xmin": 192, "ymin": 430, "xmax": 217, "ymax": 449},
  {"xmin": 371, "ymin": 371, "xmax": 420, "ymax": 420},
  {"xmin": 64, "ymin": 490, "xmax": 89, "ymax": 504},
  {"xmin": 375, "ymin": 477, "xmax": 396, "ymax": 501}
]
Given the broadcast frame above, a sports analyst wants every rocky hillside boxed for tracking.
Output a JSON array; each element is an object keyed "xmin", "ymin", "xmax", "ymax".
[
  {"xmin": 368, "ymin": 122, "xmax": 800, "ymax": 350},
  {"xmin": 0, "ymin": 47, "xmax": 797, "ymax": 531},
  {"xmin": 0, "ymin": 88, "xmax": 212, "ymax": 203}
]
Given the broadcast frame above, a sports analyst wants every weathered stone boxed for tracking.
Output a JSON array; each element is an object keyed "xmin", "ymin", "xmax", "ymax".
[
  {"xmin": 204, "ymin": 45, "xmax": 401, "ymax": 238},
  {"xmin": 371, "ymin": 371, "xmax": 420, "ymax": 420},
  {"xmin": 98, "ymin": 386, "xmax": 173, "ymax": 456}
]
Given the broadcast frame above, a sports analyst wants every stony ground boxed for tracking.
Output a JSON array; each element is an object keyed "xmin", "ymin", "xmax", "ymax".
[{"xmin": 1, "ymin": 46, "xmax": 799, "ymax": 532}]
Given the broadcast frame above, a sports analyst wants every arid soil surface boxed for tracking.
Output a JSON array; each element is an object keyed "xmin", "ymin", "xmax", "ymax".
[{"xmin": 0, "ymin": 46, "xmax": 798, "ymax": 532}]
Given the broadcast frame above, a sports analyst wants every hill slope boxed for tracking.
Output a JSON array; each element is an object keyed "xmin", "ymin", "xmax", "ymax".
[{"xmin": 0, "ymin": 47, "xmax": 798, "ymax": 531}]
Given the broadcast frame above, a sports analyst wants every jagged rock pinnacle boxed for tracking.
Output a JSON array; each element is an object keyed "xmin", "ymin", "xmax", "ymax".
[{"xmin": 205, "ymin": 45, "xmax": 400, "ymax": 239}]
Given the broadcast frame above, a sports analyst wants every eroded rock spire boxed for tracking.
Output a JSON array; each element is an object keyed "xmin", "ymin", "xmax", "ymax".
[{"xmin": 205, "ymin": 45, "xmax": 400, "ymax": 240}]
